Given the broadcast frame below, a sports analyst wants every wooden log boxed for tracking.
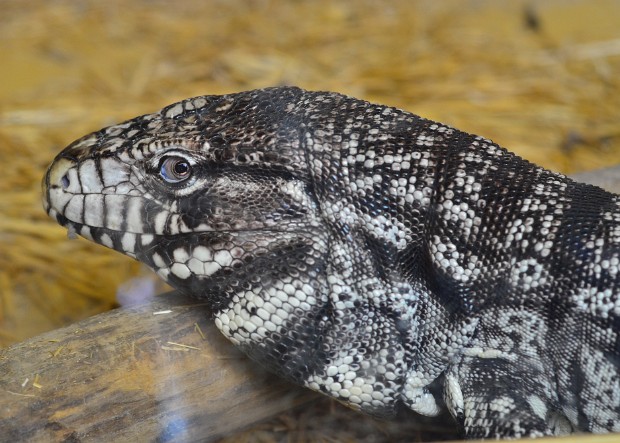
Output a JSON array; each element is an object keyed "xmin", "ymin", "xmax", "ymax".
[{"xmin": 0, "ymin": 292, "xmax": 315, "ymax": 442}]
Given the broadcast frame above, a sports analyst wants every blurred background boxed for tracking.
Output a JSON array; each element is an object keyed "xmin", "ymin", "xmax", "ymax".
[{"xmin": 1, "ymin": 0, "xmax": 619, "ymax": 440}]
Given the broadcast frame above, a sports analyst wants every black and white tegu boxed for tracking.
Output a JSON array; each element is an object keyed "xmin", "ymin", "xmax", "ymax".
[{"xmin": 42, "ymin": 87, "xmax": 620, "ymax": 439}]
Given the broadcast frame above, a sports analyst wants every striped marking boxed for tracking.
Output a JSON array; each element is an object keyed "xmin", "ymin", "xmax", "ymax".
[
  {"xmin": 99, "ymin": 233, "xmax": 114, "ymax": 249},
  {"xmin": 79, "ymin": 225, "xmax": 93, "ymax": 241},
  {"xmin": 154, "ymin": 210, "xmax": 170, "ymax": 235},
  {"xmin": 78, "ymin": 160, "xmax": 103, "ymax": 193},
  {"xmin": 125, "ymin": 197, "xmax": 144, "ymax": 233},
  {"xmin": 64, "ymin": 195, "xmax": 85, "ymax": 224},
  {"xmin": 121, "ymin": 232, "xmax": 136, "ymax": 254},
  {"xmin": 104, "ymin": 195, "xmax": 128, "ymax": 231},
  {"xmin": 84, "ymin": 195, "xmax": 104, "ymax": 227}
]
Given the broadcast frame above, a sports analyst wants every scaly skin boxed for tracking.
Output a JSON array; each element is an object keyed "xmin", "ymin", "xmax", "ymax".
[{"xmin": 43, "ymin": 87, "xmax": 620, "ymax": 438}]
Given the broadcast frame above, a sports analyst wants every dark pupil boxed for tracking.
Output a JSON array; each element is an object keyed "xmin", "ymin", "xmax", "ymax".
[{"xmin": 173, "ymin": 161, "xmax": 189, "ymax": 176}]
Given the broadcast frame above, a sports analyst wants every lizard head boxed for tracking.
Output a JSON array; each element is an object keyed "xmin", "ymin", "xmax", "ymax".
[
  {"xmin": 43, "ymin": 87, "xmax": 325, "ymax": 312},
  {"xmin": 44, "ymin": 87, "xmax": 438, "ymax": 418}
]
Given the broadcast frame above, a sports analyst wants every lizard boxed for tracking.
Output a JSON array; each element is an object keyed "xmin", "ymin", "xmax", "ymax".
[{"xmin": 42, "ymin": 86, "xmax": 620, "ymax": 439}]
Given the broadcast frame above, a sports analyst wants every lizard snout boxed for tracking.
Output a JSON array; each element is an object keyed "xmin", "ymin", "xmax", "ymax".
[{"xmin": 42, "ymin": 156, "xmax": 79, "ymax": 216}]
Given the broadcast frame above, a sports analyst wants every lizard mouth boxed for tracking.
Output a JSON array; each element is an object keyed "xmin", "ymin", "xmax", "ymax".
[
  {"xmin": 49, "ymin": 202, "xmax": 322, "ymax": 297},
  {"xmin": 47, "ymin": 208, "xmax": 308, "ymax": 267},
  {"xmin": 49, "ymin": 209, "xmax": 151, "ymax": 259}
]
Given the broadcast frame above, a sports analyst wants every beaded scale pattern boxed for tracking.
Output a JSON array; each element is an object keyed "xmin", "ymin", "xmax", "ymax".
[{"xmin": 44, "ymin": 87, "xmax": 620, "ymax": 438}]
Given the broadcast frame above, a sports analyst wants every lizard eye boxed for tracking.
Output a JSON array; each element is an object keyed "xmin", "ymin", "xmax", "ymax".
[{"xmin": 159, "ymin": 156, "xmax": 192, "ymax": 183}]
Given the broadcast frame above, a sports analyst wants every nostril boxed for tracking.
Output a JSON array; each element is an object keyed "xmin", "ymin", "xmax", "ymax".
[{"xmin": 61, "ymin": 173, "xmax": 70, "ymax": 190}]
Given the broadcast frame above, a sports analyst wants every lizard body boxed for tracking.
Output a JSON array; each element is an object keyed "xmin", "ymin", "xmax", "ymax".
[{"xmin": 43, "ymin": 87, "xmax": 620, "ymax": 439}]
